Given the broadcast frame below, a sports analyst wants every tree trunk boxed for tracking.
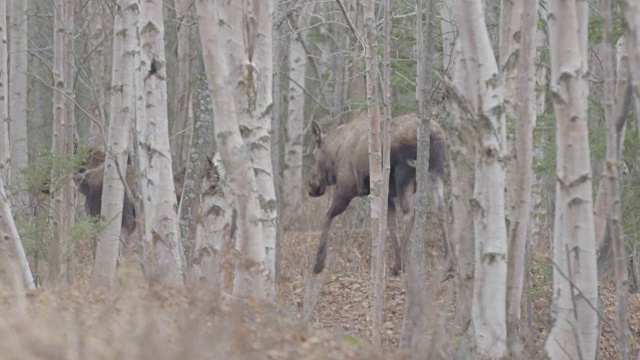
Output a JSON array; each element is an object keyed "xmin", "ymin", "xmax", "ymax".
[
  {"xmin": 50, "ymin": 0, "xmax": 76, "ymax": 284},
  {"xmin": 92, "ymin": 0, "xmax": 136, "ymax": 288},
  {"xmin": 0, "ymin": 0, "xmax": 9, "ymax": 183},
  {"xmin": 136, "ymin": 0, "xmax": 185, "ymax": 286},
  {"xmin": 601, "ymin": 2, "xmax": 630, "ymax": 357},
  {"xmin": 621, "ymin": 2, "xmax": 640, "ymax": 164},
  {"xmin": 456, "ymin": 0, "xmax": 509, "ymax": 357},
  {"xmin": 0, "ymin": 176, "xmax": 35, "ymax": 290},
  {"xmin": 196, "ymin": 0, "xmax": 268, "ymax": 301},
  {"xmin": 400, "ymin": 0, "xmax": 437, "ymax": 354},
  {"xmin": 87, "ymin": 0, "xmax": 106, "ymax": 144},
  {"xmin": 282, "ymin": 7, "xmax": 310, "ymax": 217},
  {"xmin": 192, "ymin": 153, "xmax": 234, "ymax": 291},
  {"xmin": 178, "ymin": 62, "xmax": 212, "ymax": 267},
  {"xmin": 7, "ymin": 0, "xmax": 29, "ymax": 218},
  {"xmin": 362, "ymin": 0, "xmax": 386, "ymax": 347},
  {"xmin": 544, "ymin": 0, "xmax": 599, "ymax": 358},
  {"xmin": 505, "ymin": 0, "xmax": 537, "ymax": 354},
  {"xmin": 441, "ymin": 0, "xmax": 476, "ymax": 356},
  {"xmin": 170, "ymin": 0, "xmax": 193, "ymax": 170}
]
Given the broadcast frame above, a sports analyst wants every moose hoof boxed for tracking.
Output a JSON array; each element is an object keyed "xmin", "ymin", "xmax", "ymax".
[
  {"xmin": 391, "ymin": 264, "xmax": 402, "ymax": 277},
  {"xmin": 313, "ymin": 261, "xmax": 325, "ymax": 274}
]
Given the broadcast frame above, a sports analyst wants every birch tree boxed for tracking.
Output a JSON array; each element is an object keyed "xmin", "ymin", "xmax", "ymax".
[
  {"xmin": 234, "ymin": 0, "xmax": 278, "ymax": 295},
  {"xmin": 622, "ymin": 1, "xmax": 640, "ymax": 144},
  {"xmin": 362, "ymin": 0, "xmax": 386, "ymax": 347},
  {"xmin": 87, "ymin": 0, "xmax": 106, "ymax": 144},
  {"xmin": 7, "ymin": 0, "xmax": 29, "ymax": 216},
  {"xmin": 92, "ymin": 0, "xmax": 136, "ymax": 287},
  {"xmin": 399, "ymin": 0, "xmax": 435, "ymax": 353},
  {"xmin": 50, "ymin": 0, "xmax": 76, "ymax": 283},
  {"xmin": 170, "ymin": 0, "xmax": 193, "ymax": 168},
  {"xmin": 283, "ymin": 4, "xmax": 310, "ymax": 215},
  {"xmin": 136, "ymin": 0, "xmax": 184, "ymax": 286},
  {"xmin": 503, "ymin": 0, "xmax": 537, "ymax": 353},
  {"xmin": 0, "ymin": 0, "xmax": 9, "ymax": 182},
  {"xmin": 600, "ymin": 2, "xmax": 630, "ymax": 358},
  {"xmin": 0, "ymin": 176, "xmax": 35, "ymax": 290},
  {"xmin": 440, "ymin": 0, "xmax": 477, "ymax": 356},
  {"xmin": 455, "ymin": 0, "xmax": 508, "ymax": 356},
  {"xmin": 196, "ymin": 0, "xmax": 269, "ymax": 300},
  {"xmin": 544, "ymin": 0, "xmax": 599, "ymax": 357}
]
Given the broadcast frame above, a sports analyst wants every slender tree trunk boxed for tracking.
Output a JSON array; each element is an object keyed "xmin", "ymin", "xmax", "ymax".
[
  {"xmin": 283, "ymin": 7, "xmax": 310, "ymax": 216},
  {"xmin": 544, "ymin": 0, "xmax": 599, "ymax": 358},
  {"xmin": 196, "ymin": 0, "xmax": 268, "ymax": 300},
  {"xmin": 63, "ymin": 0, "xmax": 76, "ymax": 284},
  {"xmin": 178, "ymin": 63, "xmax": 211, "ymax": 267},
  {"xmin": 0, "ymin": 176, "xmax": 35, "ymax": 290},
  {"xmin": 621, "ymin": 2, "xmax": 640, "ymax": 161},
  {"xmin": 86, "ymin": 0, "xmax": 106, "ymax": 144},
  {"xmin": 50, "ymin": 0, "xmax": 68, "ymax": 283},
  {"xmin": 505, "ymin": 0, "xmax": 537, "ymax": 354},
  {"xmin": 171, "ymin": 0, "xmax": 193, "ymax": 170},
  {"xmin": 601, "ymin": 2, "xmax": 630, "ymax": 358},
  {"xmin": 441, "ymin": 0, "xmax": 476, "ymax": 356},
  {"xmin": 92, "ymin": 0, "xmax": 136, "ymax": 288},
  {"xmin": 455, "ymin": 0, "xmax": 509, "ymax": 357},
  {"xmin": 7, "ymin": 0, "xmax": 29, "ymax": 217},
  {"xmin": 400, "ymin": 0, "xmax": 435, "ymax": 352},
  {"xmin": 136, "ymin": 0, "xmax": 184, "ymax": 286},
  {"xmin": 362, "ymin": 0, "xmax": 386, "ymax": 347},
  {"xmin": 0, "ymin": 0, "xmax": 10, "ymax": 183}
]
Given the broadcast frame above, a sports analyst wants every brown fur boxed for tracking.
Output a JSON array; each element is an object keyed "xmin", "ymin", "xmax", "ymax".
[{"xmin": 309, "ymin": 112, "xmax": 447, "ymax": 275}]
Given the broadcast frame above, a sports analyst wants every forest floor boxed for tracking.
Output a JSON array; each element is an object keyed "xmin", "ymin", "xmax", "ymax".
[{"xmin": 1, "ymin": 222, "xmax": 639, "ymax": 359}]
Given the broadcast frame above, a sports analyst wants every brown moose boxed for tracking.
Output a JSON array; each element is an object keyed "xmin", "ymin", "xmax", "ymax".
[{"xmin": 308, "ymin": 111, "xmax": 447, "ymax": 275}]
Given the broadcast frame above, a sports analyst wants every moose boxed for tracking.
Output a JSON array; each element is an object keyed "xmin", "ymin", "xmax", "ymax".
[
  {"xmin": 76, "ymin": 149, "xmax": 189, "ymax": 254},
  {"xmin": 308, "ymin": 111, "xmax": 447, "ymax": 275}
]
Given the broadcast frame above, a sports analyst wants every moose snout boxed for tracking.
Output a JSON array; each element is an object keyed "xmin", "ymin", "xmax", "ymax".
[{"xmin": 308, "ymin": 178, "xmax": 325, "ymax": 197}]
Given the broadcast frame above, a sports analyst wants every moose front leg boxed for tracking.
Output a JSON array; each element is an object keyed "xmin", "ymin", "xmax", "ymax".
[{"xmin": 313, "ymin": 191, "xmax": 353, "ymax": 274}]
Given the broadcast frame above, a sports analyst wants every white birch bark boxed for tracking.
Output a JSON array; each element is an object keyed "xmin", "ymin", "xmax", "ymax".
[
  {"xmin": 7, "ymin": 0, "xmax": 29, "ymax": 216},
  {"xmin": 602, "ymin": 3, "xmax": 630, "ymax": 356},
  {"xmin": 400, "ymin": 0, "xmax": 435, "ymax": 353},
  {"xmin": 171, "ymin": 0, "xmax": 193, "ymax": 168},
  {"xmin": 283, "ymin": 7, "xmax": 310, "ymax": 214},
  {"xmin": 621, "ymin": 2, "xmax": 640, "ymax": 157},
  {"xmin": 136, "ymin": 0, "xmax": 184, "ymax": 286},
  {"xmin": 0, "ymin": 176, "xmax": 35, "ymax": 290},
  {"xmin": 218, "ymin": 0, "xmax": 277, "ymax": 297},
  {"xmin": 544, "ymin": 0, "xmax": 599, "ymax": 358},
  {"xmin": 505, "ymin": 0, "xmax": 537, "ymax": 354},
  {"xmin": 196, "ymin": 0, "xmax": 267, "ymax": 300},
  {"xmin": 455, "ymin": 0, "xmax": 508, "ymax": 356},
  {"xmin": 63, "ymin": 0, "xmax": 76, "ymax": 284},
  {"xmin": 192, "ymin": 153, "xmax": 234, "ymax": 291},
  {"xmin": 363, "ymin": 0, "xmax": 386, "ymax": 347},
  {"xmin": 442, "ymin": 0, "xmax": 476, "ymax": 356},
  {"xmin": 50, "ymin": 0, "xmax": 75, "ymax": 283},
  {"xmin": 87, "ymin": 0, "xmax": 106, "ymax": 144},
  {"xmin": 0, "ymin": 0, "xmax": 9, "ymax": 183},
  {"xmin": 92, "ymin": 0, "xmax": 136, "ymax": 287}
]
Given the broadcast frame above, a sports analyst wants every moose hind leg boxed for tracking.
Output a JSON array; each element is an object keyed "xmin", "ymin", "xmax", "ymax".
[
  {"xmin": 313, "ymin": 192, "xmax": 353, "ymax": 274},
  {"xmin": 388, "ymin": 198, "xmax": 403, "ymax": 276}
]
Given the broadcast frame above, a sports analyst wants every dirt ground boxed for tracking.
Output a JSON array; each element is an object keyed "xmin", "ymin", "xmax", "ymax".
[{"xmin": 4, "ymin": 221, "xmax": 640, "ymax": 359}]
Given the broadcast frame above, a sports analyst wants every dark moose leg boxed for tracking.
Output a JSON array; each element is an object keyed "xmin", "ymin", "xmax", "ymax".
[{"xmin": 314, "ymin": 191, "xmax": 353, "ymax": 274}]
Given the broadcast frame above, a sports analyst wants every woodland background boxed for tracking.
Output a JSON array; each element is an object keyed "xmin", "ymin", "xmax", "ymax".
[{"xmin": 0, "ymin": 0, "xmax": 638, "ymax": 359}]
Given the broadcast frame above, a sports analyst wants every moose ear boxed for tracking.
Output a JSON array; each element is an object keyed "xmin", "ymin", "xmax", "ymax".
[{"xmin": 311, "ymin": 121, "xmax": 322, "ymax": 145}]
